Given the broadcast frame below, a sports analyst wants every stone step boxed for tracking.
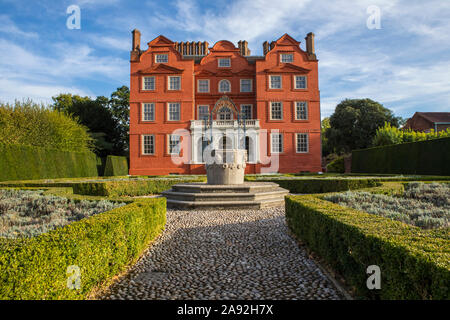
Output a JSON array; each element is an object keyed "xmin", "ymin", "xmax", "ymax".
[
  {"xmin": 162, "ymin": 189, "xmax": 288, "ymax": 202},
  {"xmin": 166, "ymin": 197, "xmax": 286, "ymax": 210},
  {"xmin": 171, "ymin": 182, "xmax": 281, "ymax": 194}
]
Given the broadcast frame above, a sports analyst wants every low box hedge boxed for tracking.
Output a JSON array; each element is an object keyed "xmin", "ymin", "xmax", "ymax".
[
  {"xmin": 104, "ymin": 155, "xmax": 128, "ymax": 177},
  {"xmin": 72, "ymin": 177, "xmax": 206, "ymax": 197},
  {"xmin": 285, "ymin": 195, "xmax": 450, "ymax": 299},
  {"xmin": 0, "ymin": 144, "xmax": 98, "ymax": 182},
  {"xmin": 0, "ymin": 197, "xmax": 166, "ymax": 299},
  {"xmin": 245, "ymin": 177, "xmax": 380, "ymax": 194}
]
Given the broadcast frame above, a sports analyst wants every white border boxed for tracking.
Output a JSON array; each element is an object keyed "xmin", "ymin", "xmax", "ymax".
[
  {"xmin": 168, "ymin": 76, "xmax": 181, "ymax": 90},
  {"xmin": 295, "ymin": 133, "xmax": 309, "ymax": 153},
  {"xmin": 167, "ymin": 102, "xmax": 181, "ymax": 121},
  {"xmin": 141, "ymin": 134, "xmax": 155, "ymax": 155},
  {"xmin": 141, "ymin": 102, "xmax": 155, "ymax": 121},
  {"xmin": 269, "ymin": 75, "xmax": 282, "ymax": 89},
  {"xmin": 142, "ymin": 76, "xmax": 155, "ymax": 91},
  {"xmin": 269, "ymin": 101, "xmax": 283, "ymax": 120},
  {"xmin": 293, "ymin": 75, "xmax": 307, "ymax": 89},
  {"xmin": 294, "ymin": 101, "xmax": 308, "ymax": 120}
]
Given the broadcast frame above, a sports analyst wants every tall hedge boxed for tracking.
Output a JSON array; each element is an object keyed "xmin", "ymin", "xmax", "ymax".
[
  {"xmin": 0, "ymin": 198, "xmax": 166, "ymax": 299},
  {"xmin": 0, "ymin": 144, "xmax": 98, "ymax": 182},
  {"xmin": 104, "ymin": 155, "xmax": 128, "ymax": 176},
  {"xmin": 352, "ymin": 137, "xmax": 450, "ymax": 175}
]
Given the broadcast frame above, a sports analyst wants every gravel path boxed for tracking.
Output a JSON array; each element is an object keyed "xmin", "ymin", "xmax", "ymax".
[{"xmin": 100, "ymin": 207, "xmax": 344, "ymax": 300}]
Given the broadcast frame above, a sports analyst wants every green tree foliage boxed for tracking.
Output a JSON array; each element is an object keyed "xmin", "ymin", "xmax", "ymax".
[
  {"xmin": 321, "ymin": 117, "xmax": 332, "ymax": 156},
  {"xmin": 52, "ymin": 94, "xmax": 123, "ymax": 157},
  {"xmin": 372, "ymin": 122, "xmax": 450, "ymax": 147},
  {"xmin": 0, "ymin": 100, "xmax": 93, "ymax": 152},
  {"xmin": 325, "ymin": 99, "xmax": 402, "ymax": 153},
  {"xmin": 109, "ymin": 86, "xmax": 130, "ymax": 153}
]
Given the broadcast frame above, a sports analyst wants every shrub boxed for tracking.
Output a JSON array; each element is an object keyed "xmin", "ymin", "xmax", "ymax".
[
  {"xmin": 72, "ymin": 177, "xmax": 206, "ymax": 197},
  {"xmin": 245, "ymin": 177, "xmax": 379, "ymax": 194},
  {"xmin": 0, "ymin": 100, "xmax": 93, "ymax": 152},
  {"xmin": 0, "ymin": 197, "xmax": 166, "ymax": 299},
  {"xmin": 352, "ymin": 137, "xmax": 450, "ymax": 175},
  {"xmin": 0, "ymin": 144, "xmax": 99, "ymax": 182},
  {"xmin": 285, "ymin": 195, "xmax": 450, "ymax": 299},
  {"xmin": 0, "ymin": 189, "xmax": 126, "ymax": 238},
  {"xmin": 326, "ymin": 157, "xmax": 345, "ymax": 173},
  {"xmin": 104, "ymin": 155, "xmax": 128, "ymax": 176}
]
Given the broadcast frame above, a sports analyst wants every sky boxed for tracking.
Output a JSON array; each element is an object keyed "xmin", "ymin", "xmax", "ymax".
[{"xmin": 0, "ymin": 0, "xmax": 449, "ymax": 119}]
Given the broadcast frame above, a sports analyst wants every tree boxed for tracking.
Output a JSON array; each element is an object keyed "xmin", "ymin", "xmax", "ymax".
[
  {"xmin": 109, "ymin": 86, "xmax": 130, "ymax": 153},
  {"xmin": 321, "ymin": 117, "xmax": 332, "ymax": 156},
  {"xmin": 325, "ymin": 99, "xmax": 401, "ymax": 153},
  {"xmin": 52, "ymin": 94, "xmax": 122, "ymax": 157}
]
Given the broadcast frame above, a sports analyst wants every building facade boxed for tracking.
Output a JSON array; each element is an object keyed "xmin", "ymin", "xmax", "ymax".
[
  {"xmin": 404, "ymin": 112, "xmax": 450, "ymax": 132},
  {"xmin": 129, "ymin": 31, "xmax": 321, "ymax": 175}
]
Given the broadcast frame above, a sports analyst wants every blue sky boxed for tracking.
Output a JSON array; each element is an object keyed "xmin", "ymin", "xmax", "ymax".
[{"xmin": 0, "ymin": 0, "xmax": 449, "ymax": 119}]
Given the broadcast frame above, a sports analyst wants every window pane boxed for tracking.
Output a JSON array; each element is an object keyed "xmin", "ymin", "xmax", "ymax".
[
  {"xmin": 241, "ymin": 79, "xmax": 252, "ymax": 92},
  {"xmin": 270, "ymin": 76, "xmax": 281, "ymax": 89},
  {"xmin": 297, "ymin": 133, "xmax": 308, "ymax": 153},
  {"xmin": 295, "ymin": 76, "xmax": 306, "ymax": 89},
  {"xmin": 271, "ymin": 102, "xmax": 282, "ymax": 120},
  {"xmin": 296, "ymin": 102, "xmax": 308, "ymax": 120},
  {"xmin": 218, "ymin": 107, "xmax": 232, "ymax": 120},
  {"xmin": 143, "ymin": 103, "xmax": 154, "ymax": 121},
  {"xmin": 143, "ymin": 135, "xmax": 154, "ymax": 154},
  {"xmin": 169, "ymin": 135, "xmax": 180, "ymax": 155},
  {"xmin": 198, "ymin": 105, "xmax": 209, "ymax": 120},
  {"xmin": 198, "ymin": 80, "xmax": 209, "ymax": 92},
  {"xmin": 169, "ymin": 76, "xmax": 181, "ymax": 90},
  {"xmin": 219, "ymin": 80, "xmax": 230, "ymax": 92},
  {"xmin": 271, "ymin": 134, "xmax": 283, "ymax": 153},
  {"xmin": 241, "ymin": 105, "xmax": 252, "ymax": 119},
  {"xmin": 218, "ymin": 58, "xmax": 230, "ymax": 67},
  {"xmin": 281, "ymin": 54, "xmax": 293, "ymax": 63},
  {"xmin": 156, "ymin": 54, "xmax": 168, "ymax": 63},
  {"xmin": 143, "ymin": 77, "xmax": 155, "ymax": 90},
  {"xmin": 169, "ymin": 103, "xmax": 180, "ymax": 120}
]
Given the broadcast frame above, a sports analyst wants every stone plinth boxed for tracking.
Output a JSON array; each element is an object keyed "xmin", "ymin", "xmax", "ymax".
[{"xmin": 205, "ymin": 149, "xmax": 247, "ymax": 185}]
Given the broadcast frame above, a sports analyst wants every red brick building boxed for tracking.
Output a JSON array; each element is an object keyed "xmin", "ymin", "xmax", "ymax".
[
  {"xmin": 129, "ymin": 31, "xmax": 321, "ymax": 175},
  {"xmin": 404, "ymin": 112, "xmax": 450, "ymax": 132}
]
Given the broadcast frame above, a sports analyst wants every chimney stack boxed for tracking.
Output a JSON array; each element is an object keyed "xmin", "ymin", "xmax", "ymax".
[
  {"xmin": 263, "ymin": 41, "xmax": 269, "ymax": 55},
  {"xmin": 305, "ymin": 32, "xmax": 316, "ymax": 59},
  {"xmin": 131, "ymin": 29, "xmax": 141, "ymax": 51},
  {"xmin": 238, "ymin": 41, "xmax": 250, "ymax": 56}
]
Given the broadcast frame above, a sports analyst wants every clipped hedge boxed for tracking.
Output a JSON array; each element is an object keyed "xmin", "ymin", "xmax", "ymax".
[
  {"xmin": 72, "ymin": 177, "xmax": 206, "ymax": 197},
  {"xmin": 245, "ymin": 177, "xmax": 379, "ymax": 194},
  {"xmin": 352, "ymin": 137, "xmax": 450, "ymax": 175},
  {"xmin": 0, "ymin": 198, "xmax": 166, "ymax": 299},
  {"xmin": 285, "ymin": 195, "xmax": 450, "ymax": 299},
  {"xmin": 326, "ymin": 157, "xmax": 345, "ymax": 173},
  {"xmin": 0, "ymin": 144, "xmax": 98, "ymax": 182},
  {"xmin": 104, "ymin": 155, "xmax": 128, "ymax": 177}
]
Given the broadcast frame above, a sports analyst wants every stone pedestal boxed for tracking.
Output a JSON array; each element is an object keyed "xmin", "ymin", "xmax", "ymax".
[{"xmin": 205, "ymin": 149, "xmax": 247, "ymax": 185}]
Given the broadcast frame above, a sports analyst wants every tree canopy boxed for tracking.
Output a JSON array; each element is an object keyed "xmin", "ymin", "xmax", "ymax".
[{"xmin": 324, "ymin": 98, "xmax": 402, "ymax": 154}]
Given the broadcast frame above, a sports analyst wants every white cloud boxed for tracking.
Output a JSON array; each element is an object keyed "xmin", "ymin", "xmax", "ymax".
[{"xmin": 0, "ymin": 14, "xmax": 39, "ymax": 39}]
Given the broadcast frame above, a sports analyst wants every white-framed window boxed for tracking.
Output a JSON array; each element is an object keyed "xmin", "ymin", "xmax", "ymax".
[
  {"xmin": 168, "ymin": 76, "xmax": 181, "ymax": 90},
  {"xmin": 270, "ymin": 102, "xmax": 283, "ymax": 120},
  {"xmin": 142, "ymin": 103, "xmax": 155, "ymax": 121},
  {"xmin": 218, "ymin": 107, "xmax": 233, "ymax": 120},
  {"xmin": 240, "ymin": 105, "xmax": 252, "ymax": 119},
  {"xmin": 168, "ymin": 134, "xmax": 181, "ymax": 155},
  {"xmin": 296, "ymin": 133, "xmax": 309, "ymax": 153},
  {"xmin": 218, "ymin": 58, "xmax": 231, "ymax": 67},
  {"xmin": 269, "ymin": 75, "xmax": 282, "ymax": 89},
  {"xmin": 280, "ymin": 53, "xmax": 294, "ymax": 63},
  {"xmin": 197, "ymin": 79, "xmax": 209, "ymax": 93},
  {"xmin": 142, "ymin": 135, "xmax": 155, "ymax": 155},
  {"xmin": 155, "ymin": 54, "xmax": 168, "ymax": 63},
  {"xmin": 295, "ymin": 102, "xmax": 308, "ymax": 120},
  {"xmin": 219, "ymin": 79, "xmax": 231, "ymax": 93},
  {"xmin": 198, "ymin": 105, "xmax": 209, "ymax": 120},
  {"xmin": 240, "ymin": 79, "xmax": 252, "ymax": 92},
  {"xmin": 271, "ymin": 133, "xmax": 283, "ymax": 153},
  {"xmin": 168, "ymin": 103, "xmax": 180, "ymax": 121},
  {"xmin": 294, "ymin": 75, "xmax": 307, "ymax": 89},
  {"xmin": 143, "ymin": 76, "xmax": 155, "ymax": 90}
]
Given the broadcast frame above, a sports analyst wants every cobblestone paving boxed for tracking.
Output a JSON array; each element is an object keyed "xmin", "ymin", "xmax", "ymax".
[{"xmin": 100, "ymin": 207, "xmax": 344, "ymax": 300}]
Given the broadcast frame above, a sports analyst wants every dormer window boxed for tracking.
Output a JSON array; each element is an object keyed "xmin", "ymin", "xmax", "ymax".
[
  {"xmin": 155, "ymin": 54, "xmax": 168, "ymax": 63},
  {"xmin": 218, "ymin": 58, "xmax": 231, "ymax": 67},
  {"xmin": 280, "ymin": 53, "xmax": 293, "ymax": 63}
]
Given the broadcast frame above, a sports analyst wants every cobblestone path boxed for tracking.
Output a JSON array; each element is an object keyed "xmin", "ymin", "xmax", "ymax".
[{"xmin": 100, "ymin": 207, "xmax": 344, "ymax": 300}]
